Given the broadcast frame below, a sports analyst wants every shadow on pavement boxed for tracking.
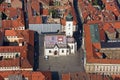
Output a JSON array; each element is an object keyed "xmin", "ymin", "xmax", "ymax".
[
  {"xmin": 73, "ymin": 0, "xmax": 83, "ymax": 50},
  {"xmin": 34, "ymin": 32, "xmax": 40, "ymax": 71}
]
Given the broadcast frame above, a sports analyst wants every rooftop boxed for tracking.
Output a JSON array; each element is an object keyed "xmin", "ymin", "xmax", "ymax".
[
  {"xmin": 84, "ymin": 21, "xmax": 120, "ymax": 64},
  {"xmin": 0, "ymin": 71, "xmax": 52, "ymax": 80},
  {"xmin": 27, "ymin": 0, "xmax": 77, "ymax": 25},
  {"xmin": 79, "ymin": 0, "xmax": 120, "ymax": 23},
  {"xmin": 0, "ymin": 58, "xmax": 32, "ymax": 69},
  {"xmin": 62, "ymin": 72, "xmax": 111, "ymax": 80}
]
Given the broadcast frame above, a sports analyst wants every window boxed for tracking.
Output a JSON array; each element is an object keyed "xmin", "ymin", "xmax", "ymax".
[
  {"xmin": 69, "ymin": 24, "xmax": 71, "ymax": 26},
  {"xmin": 62, "ymin": 50, "xmax": 64, "ymax": 53},
  {"xmin": 49, "ymin": 50, "xmax": 51, "ymax": 53},
  {"xmin": 67, "ymin": 50, "xmax": 69, "ymax": 53},
  {"xmin": 71, "ymin": 45, "xmax": 73, "ymax": 49}
]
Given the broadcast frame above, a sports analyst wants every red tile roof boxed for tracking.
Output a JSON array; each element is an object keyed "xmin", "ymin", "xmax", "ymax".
[
  {"xmin": 99, "ymin": 28, "xmax": 106, "ymax": 42},
  {"xmin": 61, "ymin": 19, "xmax": 66, "ymax": 26},
  {"xmin": 106, "ymin": 27, "xmax": 115, "ymax": 33},
  {"xmin": 41, "ymin": 71, "xmax": 52, "ymax": 80},
  {"xmin": 11, "ymin": 0, "xmax": 22, "ymax": 8},
  {"xmin": 29, "ymin": 16, "xmax": 42, "ymax": 24},
  {"xmin": 105, "ymin": 1, "xmax": 120, "ymax": 16},
  {"xmin": 32, "ymin": 72, "xmax": 45, "ymax": 80},
  {"xmin": 4, "ymin": 7, "xmax": 17, "ymax": 18},
  {"xmin": 5, "ymin": 30, "xmax": 34, "ymax": 45},
  {"xmin": 0, "ymin": 71, "xmax": 52, "ymax": 80},
  {"xmin": 79, "ymin": 0, "xmax": 120, "ymax": 23},
  {"xmin": 37, "ymin": 0, "xmax": 50, "ymax": 6},
  {"xmin": 92, "ymin": 43, "xmax": 101, "ymax": 49},
  {"xmin": 113, "ymin": 22, "xmax": 120, "ymax": 29},
  {"xmin": 0, "ymin": 58, "xmax": 20, "ymax": 67},
  {"xmin": 2, "ymin": 20, "xmax": 12, "ymax": 29},
  {"xmin": 62, "ymin": 72, "xmax": 109, "ymax": 80},
  {"xmin": 84, "ymin": 23, "xmax": 120, "ymax": 64},
  {"xmin": 5, "ymin": 30, "xmax": 16, "ymax": 36},
  {"xmin": 0, "ymin": 58, "xmax": 32, "ymax": 69},
  {"xmin": 4, "ymin": 30, "xmax": 34, "ymax": 67},
  {"xmin": 31, "ymin": 1, "xmax": 40, "ymax": 13},
  {"xmin": 42, "ymin": 9, "xmax": 49, "ymax": 15},
  {"xmin": 62, "ymin": 73, "xmax": 70, "ymax": 80},
  {"xmin": 2, "ymin": 16, "xmax": 24, "ymax": 29},
  {"xmin": 0, "ymin": 75, "xmax": 3, "ymax": 80},
  {"xmin": 103, "ymin": 23, "xmax": 111, "ymax": 31},
  {"xmin": 21, "ymin": 58, "xmax": 32, "ymax": 68}
]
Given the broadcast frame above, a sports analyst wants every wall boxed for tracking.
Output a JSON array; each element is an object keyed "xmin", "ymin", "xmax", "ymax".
[
  {"xmin": 59, "ymin": 48, "xmax": 69, "ymax": 55},
  {"xmin": 4, "ymin": 36, "xmax": 23, "ymax": 42},
  {"xmin": 68, "ymin": 42, "xmax": 77, "ymax": 54},
  {"xmin": 44, "ymin": 48, "xmax": 55, "ymax": 56},
  {"xmin": 0, "ymin": 52, "xmax": 20, "ymax": 59},
  {"xmin": 85, "ymin": 63, "xmax": 120, "ymax": 75},
  {"xmin": 44, "ymin": 48, "xmax": 69, "ymax": 56},
  {"xmin": 65, "ymin": 21, "xmax": 74, "ymax": 37},
  {"xmin": 12, "ymin": 27, "xmax": 25, "ymax": 30},
  {"xmin": 0, "ymin": 66, "xmax": 20, "ymax": 71}
]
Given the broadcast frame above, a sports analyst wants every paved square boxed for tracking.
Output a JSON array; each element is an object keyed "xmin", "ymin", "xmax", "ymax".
[{"xmin": 36, "ymin": 35, "xmax": 85, "ymax": 79}]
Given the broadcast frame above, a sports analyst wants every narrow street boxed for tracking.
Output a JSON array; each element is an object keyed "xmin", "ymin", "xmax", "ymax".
[{"xmin": 73, "ymin": 0, "xmax": 83, "ymax": 49}]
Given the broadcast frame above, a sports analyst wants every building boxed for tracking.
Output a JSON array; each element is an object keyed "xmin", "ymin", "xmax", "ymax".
[
  {"xmin": 0, "ymin": 30, "xmax": 34, "ymax": 71},
  {"xmin": 0, "ymin": 71, "xmax": 52, "ymax": 80},
  {"xmin": 61, "ymin": 13, "xmax": 77, "ymax": 37},
  {"xmin": 0, "ymin": 0, "xmax": 25, "ymax": 30},
  {"xmin": 44, "ymin": 34, "xmax": 77, "ymax": 56},
  {"xmin": 28, "ymin": 0, "xmax": 77, "ymax": 36},
  {"xmin": 29, "ymin": 24, "xmax": 62, "ymax": 34},
  {"xmin": 78, "ymin": 0, "xmax": 120, "ymax": 76},
  {"xmin": 84, "ymin": 22, "xmax": 120, "ymax": 75},
  {"xmin": 0, "ymin": 58, "xmax": 32, "ymax": 71},
  {"xmin": 78, "ymin": 0, "xmax": 120, "ymax": 24},
  {"xmin": 62, "ymin": 72, "xmax": 111, "ymax": 80}
]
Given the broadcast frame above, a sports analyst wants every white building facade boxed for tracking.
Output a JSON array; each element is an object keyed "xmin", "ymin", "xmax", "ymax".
[
  {"xmin": 65, "ymin": 21, "xmax": 76, "ymax": 37},
  {"xmin": 85, "ymin": 63, "xmax": 120, "ymax": 75},
  {"xmin": 61, "ymin": 13, "xmax": 77, "ymax": 37},
  {"xmin": 44, "ymin": 35, "xmax": 77, "ymax": 57}
]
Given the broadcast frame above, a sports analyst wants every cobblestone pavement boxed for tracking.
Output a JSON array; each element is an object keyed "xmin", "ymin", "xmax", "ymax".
[
  {"xmin": 37, "ymin": 35, "xmax": 85, "ymax": 80},
  {"xmin": 38, "ymin": 49, "xmax": 84, "ymax": 72},
  {"xmin": 39, "ymin": 50, "xmax": 85, "ymax": 79}
]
